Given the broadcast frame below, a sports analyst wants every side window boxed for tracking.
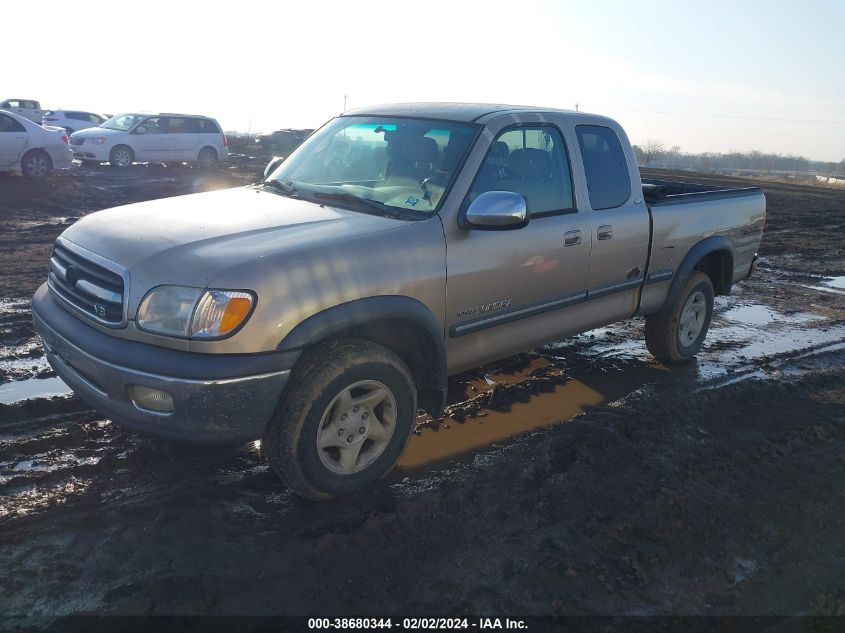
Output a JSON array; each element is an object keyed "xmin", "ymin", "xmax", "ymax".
[
  {"xmin": 23, "ymin": 101, "xmax": 37, "ymax": 109},
  {"xmin": 69, "ymin": 112, "xmax": 84, "ymax": 121},
  {"xmin": 140, "ymin": 117, "xmax": 163, "ymax": 133},
  {"xmin": 89, "ymin": 113, "xmax": 102, "ymax": 123},
  {"xmin": 0, "ymin": 114, "xmax": 25, "ymax": 132},
  {"xmin": 575, "ymin": 125, "xmax": 631, "ymax": 210},
  {"xmin": 468, "ymin": 126, "xmax": 574, "ymax": 216},
  {"xmin": 166, "ymin": 117, "xmax": 189, "ymax": 134},
  {"xmin": 7, "ymin": 100, "xmax": 21, "ymax": 108},
  {"xmin": 192, "ymin": 118, "xmax": 220, "ymax": 133}
]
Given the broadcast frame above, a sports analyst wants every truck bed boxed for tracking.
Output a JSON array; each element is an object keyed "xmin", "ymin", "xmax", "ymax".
[{"xmin": 642, "ymin": 177, "xmax": 762, "ymax": 206}]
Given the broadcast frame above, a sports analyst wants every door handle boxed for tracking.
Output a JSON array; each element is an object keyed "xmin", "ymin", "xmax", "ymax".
[
  {"xmin": 563, "ymin": 230, "xmax": 582, "ymax": 247},
  {"xmin": 597, "ymin": 225, "xmax": 613, "ymax": 240}
]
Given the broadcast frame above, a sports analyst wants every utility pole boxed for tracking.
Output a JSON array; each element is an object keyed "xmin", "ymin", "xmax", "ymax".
[
  {"xmin": 343, "ymin": 94, "xmax": 347, "ymax": 113},
  {"xmin": 575, "ymin": 103, "xmax": 579, "ymax": 111}
]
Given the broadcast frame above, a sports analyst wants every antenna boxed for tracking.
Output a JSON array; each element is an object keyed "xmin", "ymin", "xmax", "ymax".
[{"xmin": 343, "ymin": 94, "xmax": 347, "ymax": 113}]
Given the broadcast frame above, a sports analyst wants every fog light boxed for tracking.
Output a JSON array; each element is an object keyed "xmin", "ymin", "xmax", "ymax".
[{"xmin": 128, "ymin": 385, "xmax": 175, "ymax": 413}]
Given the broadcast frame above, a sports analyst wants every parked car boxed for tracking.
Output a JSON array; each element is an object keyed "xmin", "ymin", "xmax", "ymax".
[
  {"xmin": 42, "ymin": 110, "xmax": 108, "ymax": 135},
  {"xmin": 0, "ymin": 98, "xmax": 43, "ymax": 123},
  {"xmin": 0, "ymin": 109, "xmax": 71, "ymax": 178},
  {"xmin": 69, "ymin": 113, "xmax": 228, "ymax": 168},
  {"xmin": 33, "ymin": 103, "xmax": 766, "ymax": 499},
  {"xmin": 256, "ymin": 128, "xmax": 313, "ymax": 155}
]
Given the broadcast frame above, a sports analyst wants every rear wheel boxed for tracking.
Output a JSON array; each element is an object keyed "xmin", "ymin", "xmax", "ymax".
[
  {"xmin": 264, "ymin": 338, "xmax": 417, "ymax": 500},
  {"xmin": 645, "ymin": 271, "xmax": 714, "ymax": 363},
  {"xmin": 109, "ymin": 145, "xmax": 134, "ymax": 168},
  {"xmin": 196, "ymin": 146, "xmax": 217, "ymax": 170},
  {"xmin": 21, "ymin": 150, "xmax": 53, "ymax": 179}
]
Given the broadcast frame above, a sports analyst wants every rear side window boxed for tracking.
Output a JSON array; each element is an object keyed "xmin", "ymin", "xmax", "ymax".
[
  {"xmin": 190, "ymin": 118, "xmax": 220, "ymax": 133},
  {"xmin": 166, "ymin": 117, "xmax": 189, "ymax": 134},
  {"xmin": 468, "ymin": 126, "xmax": 574, "ymax": 216},
  {"xmin": 0, "ymin": 114, "xmax": 25, "ymax": 132},
  {"xmin": 575, "ymin": 125, "xmax": 631, "ymax": 210}
]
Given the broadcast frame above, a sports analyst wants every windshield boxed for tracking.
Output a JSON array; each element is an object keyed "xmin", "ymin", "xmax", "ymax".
[
  {"xmin": 265, "ymin": 116, "xmax": 478, "ymax": 217},
  {"xmin": 101, "ymin": 114, "xmax": 146, "ymax": 131}
]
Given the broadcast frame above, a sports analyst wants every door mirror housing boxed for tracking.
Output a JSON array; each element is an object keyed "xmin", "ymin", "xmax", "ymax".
[
  {"xmin": 461, "ymin": 191, "xmax": 529, "ymax": 230},
  {"xmin": 263, "ymin": 156, "xmax": 285, "ymax": 179},
  {"xmin": 135, "ymin": 126, "xmax": 146, "ymax": 135}
]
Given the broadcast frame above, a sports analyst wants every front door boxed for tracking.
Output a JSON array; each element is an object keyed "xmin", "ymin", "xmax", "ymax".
[
  {"xmin": 133, "ymin": 116, "xmax": 170, "ymax": 160},
  {"xmin": 444, "ymin": 123, "xmax": 591, "ymax": 372}
]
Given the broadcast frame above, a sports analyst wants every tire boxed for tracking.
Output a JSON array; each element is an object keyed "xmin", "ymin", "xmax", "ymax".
[
  {"xmin": 645, "ymin": 271, "xmax": 714, "ymax": 363},
  {"xmin": 21, "ymin": 150, "xmax": 53, "ymax": 179},
  {"xmin": 196, "ymin": 146, "xmax": 217, "ymax": 170},
  {"xmin": 264, "ymin": 338, "xmax": 417, "ymax": 500},
  {"xmin": 109, "ymin": 145, "xmax": 134, "ymax": 168}
]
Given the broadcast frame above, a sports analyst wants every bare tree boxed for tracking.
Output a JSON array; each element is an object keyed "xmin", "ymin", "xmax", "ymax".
[{"xmin": 642, "ymin": 139, "xmax": 665, "ymax": 165}]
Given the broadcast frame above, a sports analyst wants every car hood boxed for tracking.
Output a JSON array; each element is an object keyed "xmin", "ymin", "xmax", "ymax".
[
  {"xmin": 71, "ymin": 126, "xmax": 122, "ymax": 139},
  {"xmin": 60, "ymin": 186, "xmax": 408, "ymax": 296}
]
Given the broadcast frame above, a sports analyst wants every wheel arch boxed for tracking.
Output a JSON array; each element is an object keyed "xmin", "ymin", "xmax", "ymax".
[
  {"xmin": 277, "ymin": 296, "xmax": 448, "ymax": 418},
  {"xmin": 660, "ymin": 236, "xmax": 733, "ymax": 313}
]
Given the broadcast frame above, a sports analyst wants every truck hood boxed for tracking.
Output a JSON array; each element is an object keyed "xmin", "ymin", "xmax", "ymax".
[{"xmin": 60, "ymin": 186, "xmax": 407, "ymax": 291}]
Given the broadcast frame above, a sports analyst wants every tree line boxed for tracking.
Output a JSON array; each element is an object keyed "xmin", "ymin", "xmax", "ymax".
[{"xmin": 632, "ymin": 139, "xmax": 845, "ymax": 176}]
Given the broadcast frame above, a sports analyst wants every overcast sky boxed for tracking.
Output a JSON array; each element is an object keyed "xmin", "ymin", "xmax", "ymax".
[{"xmin": 7, "ymin": 0, "xmax": 845, "ymax": 161}]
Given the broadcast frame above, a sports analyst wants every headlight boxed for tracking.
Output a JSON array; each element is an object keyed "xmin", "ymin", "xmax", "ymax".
[
  {"xmin": 136, "ymin": 286, "xmax": 255, "ymax": 338},
  {"xmin": 90, "ymin": 138, "xmax": 106, "ymax": 145}
]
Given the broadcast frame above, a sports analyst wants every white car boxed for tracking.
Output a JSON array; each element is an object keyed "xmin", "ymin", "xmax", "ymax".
[
  {"xmin": 42, "ymin": 110, "xmax": 107, "ymax": 135},
  {"xmin": 0, "ymin": 98, "xmax": 43, "ymax": 123},
  {"xmin": 0, "ymin": 109, "xmax": 72, "ymax": 178},
  {"xmin": 70, "ymin": 113, "xmax": 229, "ymax": 168}
]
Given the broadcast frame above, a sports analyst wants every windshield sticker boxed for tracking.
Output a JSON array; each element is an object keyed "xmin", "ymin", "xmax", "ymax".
[{"xmin": 405, "ymin": 197, "xmax": 419, "ymax": 207}]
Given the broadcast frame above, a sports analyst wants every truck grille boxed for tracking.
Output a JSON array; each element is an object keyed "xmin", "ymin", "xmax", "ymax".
[
  {"xmin": 47, "ymin": 238, "xmax": 128, "ymax": 327},
  {"xmin": 69, "ymin": 137, "xmax": 85, "ymax": 146}
]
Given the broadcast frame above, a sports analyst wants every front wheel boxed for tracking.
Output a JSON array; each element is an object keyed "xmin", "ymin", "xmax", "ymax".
[
  {"xmin": 645, "ymin": 271, "xmax": 714, "ymax": 363},
  {"xmin": 109, "ymin": 145, "xmax": 134, "ymax": 168},
  {"xmin": 264, "ymin": 338, "xmax": 417, "ymax": 500}
]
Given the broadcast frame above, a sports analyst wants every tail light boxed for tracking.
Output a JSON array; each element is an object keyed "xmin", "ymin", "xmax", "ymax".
[
  {"xmin": 62, "ymin": 134, "xmax": 69, "ymax": 144},
  {"xmin": 223, "ymin": 134, "xmax": 229, "ymax": 147}
]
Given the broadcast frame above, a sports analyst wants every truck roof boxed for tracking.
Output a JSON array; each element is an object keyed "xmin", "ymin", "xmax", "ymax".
[{"xmin": 342, "ymin": 102, "xmax": 590, "ymax": 123}]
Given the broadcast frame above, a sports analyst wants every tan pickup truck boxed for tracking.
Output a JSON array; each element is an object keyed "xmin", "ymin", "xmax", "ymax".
[{"xmin": 33, "ymin": 103, "xmax": 766, "ymax": 499}]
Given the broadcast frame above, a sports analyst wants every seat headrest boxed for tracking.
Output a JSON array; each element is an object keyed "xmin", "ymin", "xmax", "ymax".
[
  {"xmin": 508, "ymin": 148, "xmax": 551, "ymax": 178},
  {"xmin": 490, "ymin": 141, "xmax": 509, "ymax": 159},
  {"xmin": 400, "ymin": 136, "xmax": 439, "ymax": 164}
]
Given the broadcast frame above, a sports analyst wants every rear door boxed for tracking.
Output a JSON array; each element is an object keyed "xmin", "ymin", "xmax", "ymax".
[
  {"xmin": 0, "ymin": 113, "xmax": 28, "ymax": 168},
  {"xmin": 572, "ymin": 123, "xmax": 650, "ymax": 322},
  {"xmin": 165, "ymin": 117, "xmax": 198, "ymax": 160}
]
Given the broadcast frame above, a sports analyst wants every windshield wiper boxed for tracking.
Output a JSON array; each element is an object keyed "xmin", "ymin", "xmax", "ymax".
[
  {"xmin": 310, "ymin": 191, "xmax": 402, "ymax": 219},
  {"xmin": 260, "ymin": 179, "xmax": 301, "ymax": 198}
]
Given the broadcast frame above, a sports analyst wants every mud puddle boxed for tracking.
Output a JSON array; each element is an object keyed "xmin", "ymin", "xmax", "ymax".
[
  {"xmin": 398, "ymin": 295, "xmax": 845, "ymax": 473},
  {"xmin": 0, "ymin": 376, "xmax": 70, "ymax": 405}
]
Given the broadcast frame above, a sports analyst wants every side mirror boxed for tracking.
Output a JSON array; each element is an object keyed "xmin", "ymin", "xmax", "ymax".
[
  {"xmin": 461, "ymin": 191, "xmax": 529, "ymax": 230},
  {"xmin": 263, "ymin": 156, "xmax": 285, "ymax": 179},
  {"xmin": 135, "ymin": 126, "xmax": 146, "ymax": 135}
]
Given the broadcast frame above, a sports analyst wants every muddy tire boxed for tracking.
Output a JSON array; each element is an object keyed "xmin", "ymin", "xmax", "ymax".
[
  {"xmin": 21, "ymin": 150, "xmax": 53, "ymax": 179},
  {"xmin": 645, "ymin": 271, "xmax": 714, "ymax": 363},
  {"xmin": 264, "ymin": 338, "xmax": 417, "ymax": 500},
  {"xmin": 196, "ymin": 146, "xmax": 217, "ymax": 170},
  {"xmin": 109, "ymin": 145, "xmax": 134, "ymax": 168}
]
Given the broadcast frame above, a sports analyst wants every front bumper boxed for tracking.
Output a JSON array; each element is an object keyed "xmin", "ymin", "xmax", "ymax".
[
  {"xmin": 71, "ymin": 144, "xmax": 111, "ymax": 162},
  {"xmin": 32, "ymin": 284, "xmax": 290, "ymax": 443}
]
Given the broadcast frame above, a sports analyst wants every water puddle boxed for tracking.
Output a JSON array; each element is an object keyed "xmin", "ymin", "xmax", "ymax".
[
  {"xmin": 720, "ymin": 304, "xmax": 823, "ymax": 326},
  {"xmin": 825, "ymin": 276, "xmax": 845, "ymax": 290},
  {"xmin": 0, "ymin": 376, "xmax": 71, "ymax": 405}
]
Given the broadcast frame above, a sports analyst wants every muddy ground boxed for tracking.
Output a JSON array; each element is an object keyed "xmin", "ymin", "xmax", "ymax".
[{"xmin": 1, "ymin": 158, "xmax": 844, "ymax": 624}]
